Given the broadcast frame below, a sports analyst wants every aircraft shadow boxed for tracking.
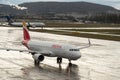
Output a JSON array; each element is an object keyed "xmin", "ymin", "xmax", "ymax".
[{"xmin": 22, "ymin": 63, "xmax": 81, "ymax": 80}]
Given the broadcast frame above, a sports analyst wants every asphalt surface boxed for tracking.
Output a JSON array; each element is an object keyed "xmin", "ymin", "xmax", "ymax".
[{"xmin": 0, "ymin": 27, "xmax": 120, "ymax": 80}]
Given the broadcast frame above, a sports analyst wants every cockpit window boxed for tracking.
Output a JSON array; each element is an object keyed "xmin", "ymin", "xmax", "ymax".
[{"xmin": 69, "ymin": 49, "xmax": 79, "ymax": 51}]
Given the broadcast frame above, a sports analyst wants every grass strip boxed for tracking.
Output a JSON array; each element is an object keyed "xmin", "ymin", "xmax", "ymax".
[
  {"xmin": 62, "ymin": 29, "xmax": 120, "ymax": 35},
  {"xmin": 45, "ymin": 22, "xmax": 120, "ymax": 27},
  {"xmin": 30, "ymin": 29, "xmax": 120, "ymax": 41}
]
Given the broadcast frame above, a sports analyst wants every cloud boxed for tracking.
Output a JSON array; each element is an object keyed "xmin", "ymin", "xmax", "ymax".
[
  {"xmin": 10, "ymin": 4, "xmax": 28, "ymax": 10},
  {"xmin": 101, "ymin": 0, "xmax": 120, "ymax": 9},
  {"xmin": 1, "ymin": 0, "xmax": 28, "ymax": 10},
  {"xmin": 110, "ymin": 3, "xmax": 120, "ymax": 9}
]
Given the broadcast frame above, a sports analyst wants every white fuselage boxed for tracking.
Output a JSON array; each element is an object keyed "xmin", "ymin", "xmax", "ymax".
[
  {"xmin": 10, "ymin": 22, "xmax": 45, "ymax": 27},
  {"xmin": 28, "ymin": 40, "xmax": 81, "ymax": 60}
]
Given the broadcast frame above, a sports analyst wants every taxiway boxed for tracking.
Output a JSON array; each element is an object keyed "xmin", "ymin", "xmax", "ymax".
[{"xmin": 0, "ymin": 27, "xmax": 119, "ymax": 80}]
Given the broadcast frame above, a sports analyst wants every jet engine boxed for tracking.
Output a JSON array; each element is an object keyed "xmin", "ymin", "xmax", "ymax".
[
  {"xmin": 31, "ymin": 24, "xmax": 36, "ymax": 28},
  {"xmin": 32, "ymin": 54, "xmax": 44, "ymax": 61}
]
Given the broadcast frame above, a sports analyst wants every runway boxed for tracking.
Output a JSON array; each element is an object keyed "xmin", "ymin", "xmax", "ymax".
[{"xmin": 0, "ymin": 27, "xmax": 119, "ymax": 80}]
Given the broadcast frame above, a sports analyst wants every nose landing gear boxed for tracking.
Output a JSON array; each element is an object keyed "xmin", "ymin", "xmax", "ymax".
[
  {"xmin": 68, "ymin": 60, "xmax": 72, "ymax": 67},
  {"xmin": 34, "ymin": 60, "xmax": 40, "ymax": 66}
]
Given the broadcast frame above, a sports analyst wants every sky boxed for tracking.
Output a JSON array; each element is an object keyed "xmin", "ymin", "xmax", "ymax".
[{"xmin": 1, "ymin": 0, "xmax": 120, "ymax": 10}]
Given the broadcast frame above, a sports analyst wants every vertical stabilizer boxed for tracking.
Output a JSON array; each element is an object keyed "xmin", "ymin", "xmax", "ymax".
[
  {"xmin": 6, "ymin": 16, "xmax": 13, "ymax": 25},
  {"xmin": 22, "ymin": 21, "xmax": 30, "ymax": 41}
]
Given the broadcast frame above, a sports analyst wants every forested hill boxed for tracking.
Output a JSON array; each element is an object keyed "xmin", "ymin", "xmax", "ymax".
[
  {"xmin": 20, "ymin": 2, "xmax": 119, "ymax": 14},
  {"xmin": 0, "ymin": 2, "xmax": 119, "ymax": 15}
]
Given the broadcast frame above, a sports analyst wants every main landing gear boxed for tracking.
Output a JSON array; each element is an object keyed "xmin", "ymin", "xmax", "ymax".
[
  {"xmin": 57, "ymin": 57, "xmax": 62, "ymax": 64},
  {"xmin": 32, "ymin": 53, "xmax": 44, "ymax": 67},
  {"xmin": 34, "ymin": 60, "xmax": 40, "ymax": 66},
  {"xmin": 57, "ymin": 57, "xmax": 62, "ymax": 71},
  {"xmin": 57, "ymin": 57, "xmax": 72, "ymax": 67}
]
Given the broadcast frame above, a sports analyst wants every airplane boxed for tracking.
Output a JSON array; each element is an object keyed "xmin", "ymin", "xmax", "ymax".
[
  {"xmin": 0, "ymin": 21, "xmax": 91, "ymax": 67},
  {"xmin": 6, "ymin": 16, "xmax": 45, "ymax": 29}
]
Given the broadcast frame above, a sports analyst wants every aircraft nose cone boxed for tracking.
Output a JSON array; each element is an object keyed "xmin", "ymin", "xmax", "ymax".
[
  {"xmin": 68, "ymin": 51, "xmax": 82, "ymax": 60},
  {"xmin": 76, "ymin": 52, "xmax": 81, "ymax": 59}
]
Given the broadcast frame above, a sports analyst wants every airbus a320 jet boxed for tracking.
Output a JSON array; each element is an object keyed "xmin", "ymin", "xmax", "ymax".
[
  {"xmin": 6, "ymin": 16, "xmax": 45, "ymax": 28},
  {"xmin": 0, "ymin": 21, "xmax": 91, "ymax": 67}
]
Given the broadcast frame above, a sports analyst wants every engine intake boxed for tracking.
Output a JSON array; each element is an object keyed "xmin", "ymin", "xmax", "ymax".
[{"xmin": 32, "ymin": 54, "xmax": 44, "ymax": 61}]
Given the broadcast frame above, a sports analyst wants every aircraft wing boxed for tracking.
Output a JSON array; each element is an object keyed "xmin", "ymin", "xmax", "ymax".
[
  {"xmin": 0, "ymin": 48, "xmax": 32, "ymax": 53},
  {"xmin": 36, "ymin": 50, "xmax": 54, "ymax": 56},
  {"xmin": 0, "ymin": 48, "xmax": 53, "ymax": 56}
]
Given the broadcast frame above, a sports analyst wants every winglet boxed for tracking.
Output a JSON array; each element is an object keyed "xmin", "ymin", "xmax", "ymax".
[
  {"xmin": 6, "ymin": 16, "xmax": 13, "ymax": 25},
  {"xmin": 78, "ymin": 38, "xmax": 91, "ymax": 49},
  {"xmin": 88, "ymin": 38, "xmax": 91, "ymax": 46}
]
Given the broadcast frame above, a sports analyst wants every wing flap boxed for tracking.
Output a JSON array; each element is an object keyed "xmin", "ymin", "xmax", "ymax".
[
  {"xmin": 0, "ymin": 48, "xmax": 54, "ymax": 56},
  {"xmin": 0, "ymin": 48, "xmax": 32, "ymax": 53}
]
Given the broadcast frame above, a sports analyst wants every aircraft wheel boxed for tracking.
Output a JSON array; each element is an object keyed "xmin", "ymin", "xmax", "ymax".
[
  {"xmin": 34, "ymin": 60, "xmax": 39, "ymax": 66},
  {"xmin": 68, "ymin": 59, "xmax": 72, "ymax": 67},
  {"xmin": 57, "ymin": 57, "xmax": 62, "ymax": 64},
  {"xmin": 69, "ymin": 63, "xmax": 72, "ymax": 67}
]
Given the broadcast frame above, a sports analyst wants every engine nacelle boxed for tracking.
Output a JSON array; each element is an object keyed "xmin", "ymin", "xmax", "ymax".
[
  {"xmin": 31, "ymin": 24, "xmax": 36, "ymax": 28},
  {"xmin": 32, "ymin": 54, "xmax": 44, "ymax": 61}
]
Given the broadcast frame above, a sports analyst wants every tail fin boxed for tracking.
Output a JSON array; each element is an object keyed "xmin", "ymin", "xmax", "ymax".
[
  {"xmin": 6, "ymin": 16, "xmax": 13, "ymax": 25},
  {"xmin": 22, "ymin": 21, "xmax": 30, "ymax": 41}
]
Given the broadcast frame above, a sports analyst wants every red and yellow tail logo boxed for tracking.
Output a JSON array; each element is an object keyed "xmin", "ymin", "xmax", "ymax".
[
  {"xmin": 22, "ymin": 21, "xmax": 30, "ymax": 41},
  {"xmin": 22, "ymin": 21, "xmax": 27, "ymax": 27}
]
